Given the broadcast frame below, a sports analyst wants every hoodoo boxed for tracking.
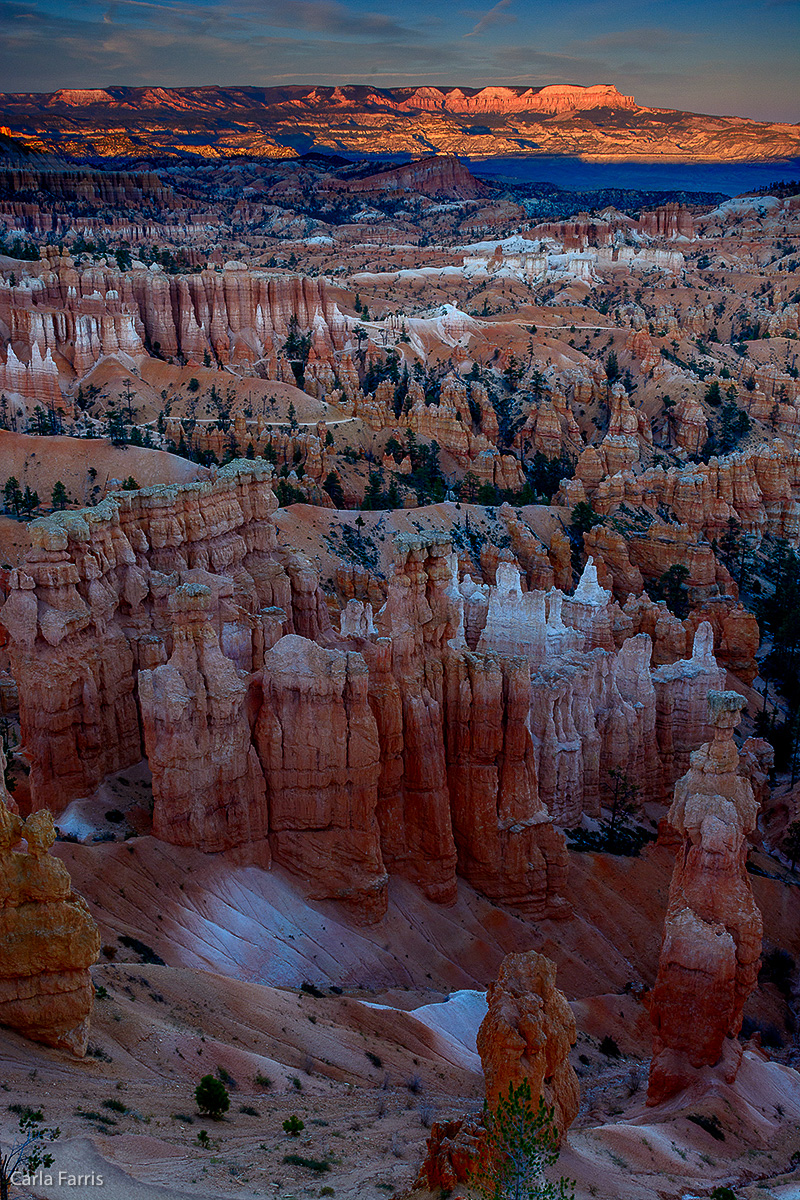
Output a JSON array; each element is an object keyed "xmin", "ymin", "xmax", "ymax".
[
  {"xmin": 0, "ymin": 761, "xmax": 100, "ymax": 1055},
  {"xmin": 648, "ymin": 690, "xmax": 763, "ymax": 1104}
]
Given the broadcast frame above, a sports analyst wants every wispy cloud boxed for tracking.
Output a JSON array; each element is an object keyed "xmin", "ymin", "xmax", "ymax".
[{"xmin": 464, "ymin": 0, "xmax": 513, "ymax": 39}]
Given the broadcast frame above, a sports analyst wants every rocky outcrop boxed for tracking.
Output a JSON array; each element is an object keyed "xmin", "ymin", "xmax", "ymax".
[
  {"xmin": 1, "ymin": 460, "xmax": 293, "ymax": 814},
  {"xmin": 342, "ymin": 155, "xmax": 488, "ymax": 199},
  {"xmin": 444, "ymin": 650, "xmax": 570, "ymax": 917},
  {"xmin": 0, "ymin": 262, "xmax": 346, "ymax": 386},
  {"xmin": 686, "ymin": 600, "xmax": 760, "ymax": 685},
  {"xmin": 648, "ymin": 690, "xmax": 762, "ymax": 1104},
  {"xmin": 417, "ymin": 948, "xmax": 578, "ymax": 1190},
  {"xmin": 0, "ymin": 166, "xmax": 174, "ymax": 208},
  {"xmin": 414, "ymin": 1116, "xmax": 485, "ymax": 1193},
  {"xmin": 566, "ymin": 440, "xmax": 800, "ymax": 549},
  {"xmin": 140, "ymin": 582, "xmax": 270, "ymax": 864},
  {"xmin": 0, "ymin": 787, "xmax": 100, "ymax": 1055},
  {"xmin": 619, "ymin": 587, "xmax": 759, "ymax": 682},
  {"xmin": 477, "ymin": 950, "xmax": 579, "ymax": 1138},
  {"xmin": 396, "ymin": 83, "xmax": 636, "ymax": 115},
  {"xmin": 369, "ymin": 535, "xmax": 460, "ymax": 904},
  {"xmin": 637, "ymin": 204, "xmax": 694, "ymax": 240},
  {"xmin": 652, "ymin": 623, "xmax": 727, "ymax": 795},
  {"xmin": 0, "ymin": 514, "xmax": 142, "ymax": 815},
  {"xmin": 255, "ymin": 634, "xmax": 387, "ymax": 920},
  {"xmin": 2, "ymin": 478, "xmax": 733, "ymax": 924},
  {"xmin": 471, "ymin": 560, "xmax": 688, "ymax": 818}
]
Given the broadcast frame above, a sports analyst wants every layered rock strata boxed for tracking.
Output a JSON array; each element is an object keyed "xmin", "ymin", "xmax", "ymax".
[
  {"xmin": 648, "ymin": 690, "xmax": 763, "ymax": 1104},
  {"xmin": 564, "ymin": 440, "xmax": 800, "ymax": 548},
  {"xmin": 0, "ymin": 263, "xmax": 346, "ymax": 385},
  {"xmin": 367, "ymin": 535, "xmax": 460, "ymax": 904},
  {"xmin": 1, "ymin": 459, "xmax": 297, "ymax": 814},
  {"xmin": 444, "ymin": 650, "xmax": 570, "ymax": 917}
]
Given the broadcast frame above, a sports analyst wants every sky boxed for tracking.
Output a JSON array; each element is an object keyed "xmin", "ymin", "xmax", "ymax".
[{"xmin": 1, "ymin": 0, "xmax": 798, "ymax": 122}]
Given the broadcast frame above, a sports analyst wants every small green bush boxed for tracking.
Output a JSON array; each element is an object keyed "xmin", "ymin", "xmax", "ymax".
[
  {"xmin": 195, "ymin": 1075, "xmax": 229, "ymax": 1119},
  {"xmin": 283, "ymin": 1114, "xmax": 304, "ymax": 1136},
  {"xmin": 282, "ymin": 1153, "xmax": 330, "ymax": 1173}
]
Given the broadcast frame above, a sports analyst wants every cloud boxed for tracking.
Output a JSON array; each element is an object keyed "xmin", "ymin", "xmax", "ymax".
[
  {"xmin": 464, "ymin": 0, "xmax": 514, "ymax": 39},
  {"xmin": 0, "ymin": 0, "xmax": 452, "ymax": 92}
]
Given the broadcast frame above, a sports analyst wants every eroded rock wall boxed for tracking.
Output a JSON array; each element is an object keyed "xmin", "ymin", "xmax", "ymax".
[
  {"xmin": 0, "ymin": 263, "xmax": 345, "ymax": 384},
  {"xmin": 1, "ymin": 460, "xmax": 291, "ymax": 812},
  {"xmin": 444, "ymin": 650, "xmax": 569, "ymax": 917},
  {"xmin": 1, "ymin": 475, "xmax": 733, "ymax": 923}
]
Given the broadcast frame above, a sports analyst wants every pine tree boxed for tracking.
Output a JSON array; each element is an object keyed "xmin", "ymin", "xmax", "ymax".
[
  {"xmin": 783, "ymin": 820, "xmax": 800, "ymax": 873},
  {"xmin": 3, "ymin": 477, "xmax": 21, "ymax": 516},
  {"xmin": 471, "ymin": 1079, "xmax": 574, "ymax": 1200},
  {"xmin": 51, "ymin": 480, "xmax": 68, "ymax": 509}
]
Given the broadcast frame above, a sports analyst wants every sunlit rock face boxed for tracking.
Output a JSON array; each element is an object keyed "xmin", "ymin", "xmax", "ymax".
[
  {"xmin": 3, "ymin": 85, "xmax": 798, "ymax": 161},
  {"xmin": 648, "ymin": 690, "xmax": 763, "ymax": 1105}
]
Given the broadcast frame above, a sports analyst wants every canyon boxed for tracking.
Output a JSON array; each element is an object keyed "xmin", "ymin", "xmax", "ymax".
[{"xmin": 0, "ymin": 105, "xmax": 799, "ymax": 1200}]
